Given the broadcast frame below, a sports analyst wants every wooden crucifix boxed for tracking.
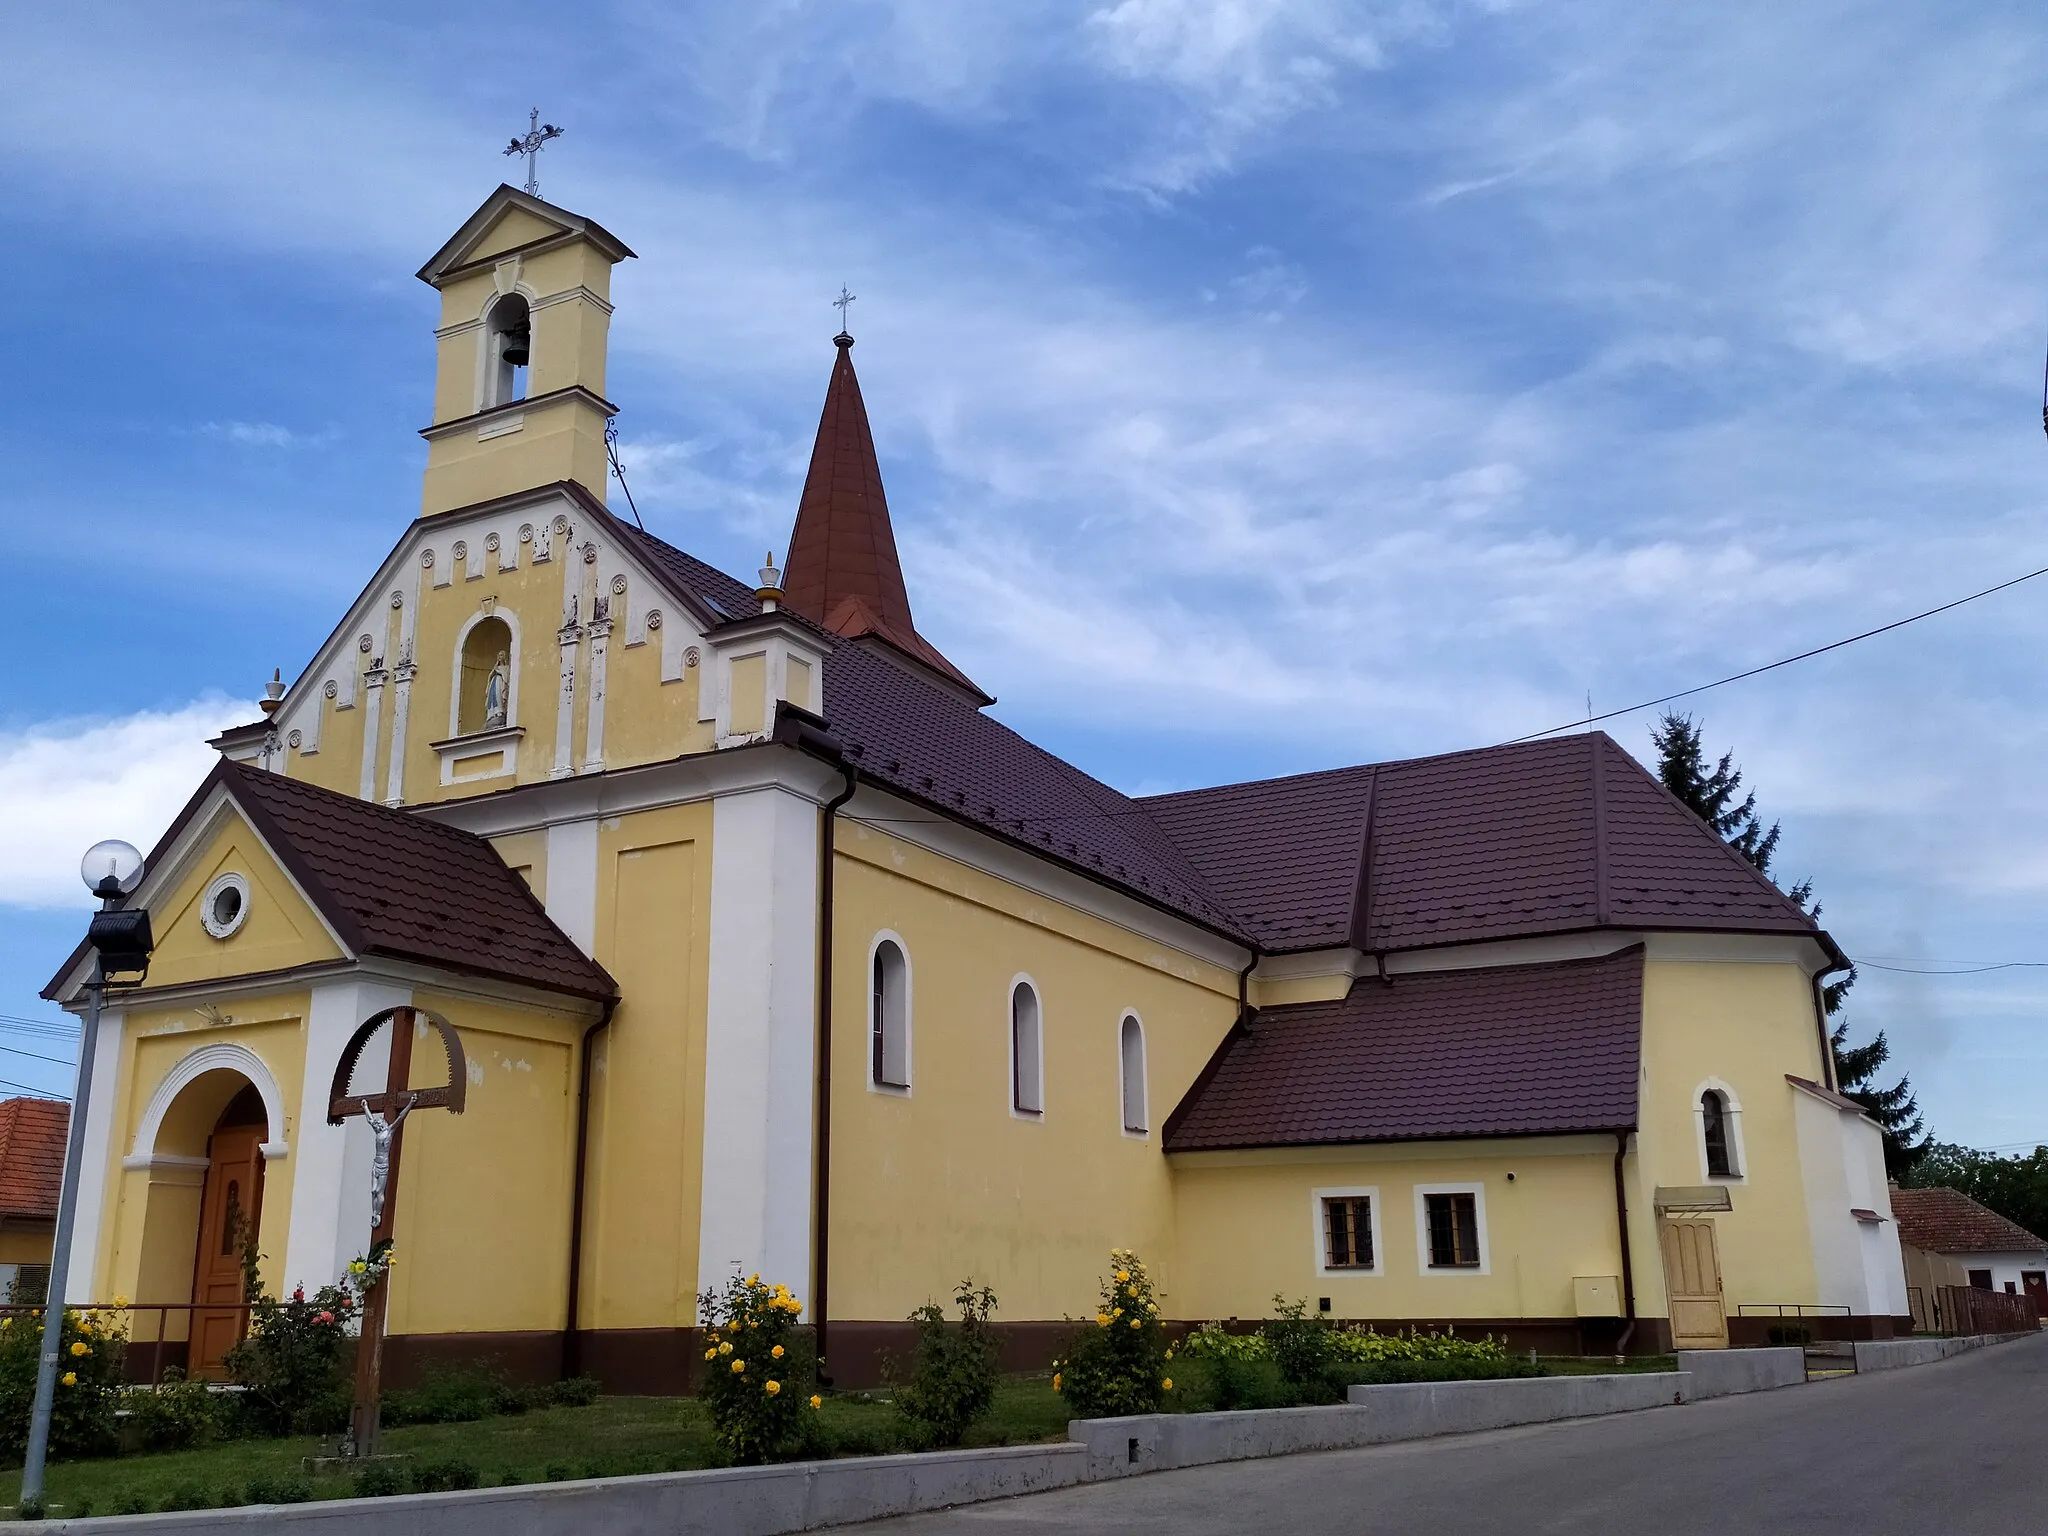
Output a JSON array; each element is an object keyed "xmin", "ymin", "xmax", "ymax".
[{"xmin": 326, "ymin": 1005, "xmax": 467, "ymax": 1460}]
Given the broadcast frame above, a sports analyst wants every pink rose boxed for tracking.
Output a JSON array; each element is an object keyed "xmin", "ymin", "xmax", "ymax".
[{"xmin": 315, "ymin": 1311, "xmax": 335, "ymax": 1325}]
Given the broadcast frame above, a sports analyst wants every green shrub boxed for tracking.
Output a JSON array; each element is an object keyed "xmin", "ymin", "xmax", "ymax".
[
  {"xmin": 893, "ymin": 1280, "xmax": 1001, "ymax": 1448},
  {"xmin": 695, "ymin": 1271, "xmax": 820, "ymax": 1464},
  {"xmin": 114, "ymin": 1494, "xmax": 146, "ymax": 1516},
  {"xmin": 551, "ymin": 1374, "xmax": 601, "ymax": 1407},
  {"xmin": 382, "ymin": 1366, "xmax": 519, "ymax": 1426},
  {"xmin": 1261, "ymin": 1296, "xmax": 1335, "ymax": 1394},
  {"xmin": 413, "ymin": 1457, "xmax": 482, "ymax": 1492},
  {"xmin": 542, "ymin": 1462, "xmax": 575, "ymax": 1483},
  {"xmin": 223, "ymin": 1276, "xmax": 356, "ymax": 1437},
  {"xmin": 245, "ymin": 1475, "xmax": 314, "ymax": 1505},
  {"xmin": 1052, "ymin": 1250, "xmax": 1176, "ymax": 1419},
  {"xmin": 0, "ymin": 1304, "xmax": 128, "ymax": 1462},
  {"xmin": 159, "ymin": 1483, "xmax": 213, "ymax": 1511},
  {"xmin": 127, "ymin": 1366, "xmax": 226, "ymax": 1451},
  {"xmin": 352, "ymin": 1464, "xmax": 406, "ymax": 1498}
]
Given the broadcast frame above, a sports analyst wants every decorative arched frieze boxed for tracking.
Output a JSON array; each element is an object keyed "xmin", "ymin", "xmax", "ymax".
[{"xmin": 124, "ymin": 1041, "xmax": 290, "ymax": 1169}]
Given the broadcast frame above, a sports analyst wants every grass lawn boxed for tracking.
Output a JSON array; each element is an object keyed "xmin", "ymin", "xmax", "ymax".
[{"xmin": 0, "ymin": 1379, "xmax": 1073, "ymax": 1520}]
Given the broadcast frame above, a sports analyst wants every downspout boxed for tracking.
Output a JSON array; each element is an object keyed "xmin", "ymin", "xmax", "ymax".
[
  {"xmin": 1810, "ymin": 958, "xmax": 1851, "ymax": 1092},
  {"xmin": 1237, "ymin": 952, "xmax": 1257, "ymax": 1026},
  {"xmin": 812, "ymin": 757, "xmax": 858, "ymax": 1386},
  {"xmin": 1612, "ymin": 1130, "xmax": 1638, "ymax": 1362},
  {"xmin": 562, "ymin": 995, "xmax": 618, "ymax": 1381}
]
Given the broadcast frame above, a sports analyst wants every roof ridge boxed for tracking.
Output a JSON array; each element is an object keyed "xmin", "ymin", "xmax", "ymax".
[{"xmin": 1136, "ymin": 733, "xmax": 1598, "ymax": 806}]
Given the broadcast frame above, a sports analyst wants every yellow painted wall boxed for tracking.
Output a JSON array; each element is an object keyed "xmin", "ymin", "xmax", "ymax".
[
  {"xmin": 98, "ymin": 992, "xmax": 310, "ymax": 1306},
  {"xmin": 1632, "ymin": 959, "xmax": 1830, "ymax": 1318},
  {"xmin": 142, "ymin": 816, "xmax": 342, "ymax": 991},
  {"xmin": 826, "ymin": 819, "xmax": 1240, "ymax": 1322},
  {"xmin": 385, "ymin": 993, "xmax": 586, "ymax": 1337},
  {"xmin": 1169, "ymin": 1140, "xmax": 1623, "ymax": 1322},
  {"xmin": 580, "ymin": 802, "xmax": 715, "ymax": 1329},
  {"xmin": 0, "ymin": 1232, "xmax": 50, "ymax": 1267}
]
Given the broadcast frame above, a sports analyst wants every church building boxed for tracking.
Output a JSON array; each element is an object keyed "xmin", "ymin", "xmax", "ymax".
[{"xmin": 45, "ymin": 186, "xmax": 1907, "ymax": 1388}]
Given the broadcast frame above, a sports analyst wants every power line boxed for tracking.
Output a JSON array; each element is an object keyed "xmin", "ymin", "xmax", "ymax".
[
  {"xmin": 0, "ymin": 1079, "xmax": 66, "ymax": 1103},
  {"xmin": 0, "ymin": 1014, "xmax": 78, "ymax": 1037},
  {"xmin": 1507, "ymin": 558, "xmax": 2048, "ymax": 744},
  {"xmin": 0, "ymin": 1043, "xmax": 73, "ymax": 1069},
  {"xmin": 1857, "ymin": 960, "xmax": 2048, "ymax": 976}
]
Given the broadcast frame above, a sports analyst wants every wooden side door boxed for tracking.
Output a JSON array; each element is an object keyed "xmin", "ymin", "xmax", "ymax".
[
  {"xmin": 189, "ymin": 1125, "xmax": 262, "ymax": 1377},
  {"xmin": 1660, "ymin": 1219, "xmax": 1729, "ymax": 1350},
  {"xmin": 2021, "ymin": 1271, "xmax": 2046, "ymax": 1318}
]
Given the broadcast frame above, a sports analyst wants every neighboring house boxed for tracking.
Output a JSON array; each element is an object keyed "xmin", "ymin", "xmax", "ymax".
[
  {"xmin": 0, "ymin": 1097, "xmax": 68, "ymax": 1299},
  {"xmin": 1890, "ymin": 1185, "xmax": 2048, "ymax": 1325},
  {"xmin": 40, "ymin": 183, "xmax": 1905, "ymax": 1388}
]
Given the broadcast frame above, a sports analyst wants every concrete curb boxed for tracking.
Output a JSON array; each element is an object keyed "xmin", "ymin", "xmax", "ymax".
[
  {"xmin": 1070, "ymin": 1373, "xmax": 1689, "ymax": 1479},
  {"xmin": 1851, "ymin": 1331, "xmax": 2030, "ymax": 1372},
  {"xmin": 1676, "ymin": 1347, "xmax": 1805, "ymax": 1398}
]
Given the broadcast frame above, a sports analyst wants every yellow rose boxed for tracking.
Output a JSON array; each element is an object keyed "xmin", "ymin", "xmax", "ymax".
[
  {"xmin": 750, "ymin": 1273, "xmax": 761, "ymax": 1284},
  {"xmin": 1116, "ymin": 1270, "xmax": 1130, "ymax": 1282},
  {"xmin": 1162, "ymin": 1378, "xmax": 1173, "ymax": 1391},
  {"xmin": 810, "ymin": 1395, "xmax": 823, "ymax": 1409},
  {"xmin": 1096, "ymin": 1314, "xmax": 1110, "ymax": 1327},
  {"xmin": 731, "ymin": 1360, "xmax": 746, "ymax": 1373},
  {"xmin": 771, "ymin": 1345, "xmax": 785, "ymax": 1360},
  {"xmin": 765, "ymin": 1380, "xmax": 781, "ymax": 1395},
  {"xmin": 60, "ymin": 1373, "xmax": 76, "ymax": 1387},
  {"xmin": 112, "ymin": 1295, "xmax": 130, "ymax": 1309},
  {"xmin": 1129, "ymin": 1319, "xmax": 1141, "ymax": 1330},
  {"xmin": 1052, "ymin": 1373, "xmax": 1063, "ymax": 1393},
  {"xmin": 69, "ymin": 1342, "xmax": 89, "ymax": 1357},
  {"xmin": 719, "ymin": 1342, "xmax": 733, "ymax": 1356},
  {"xmin": 704, "ymin": 1349, "xmax": 718, "ymax": 1362}
]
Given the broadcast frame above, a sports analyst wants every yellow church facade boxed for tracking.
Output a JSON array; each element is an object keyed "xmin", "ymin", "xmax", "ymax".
[{"xmin": 46, "ymin": 186, "xmax": 1907, "ymax": 1388}]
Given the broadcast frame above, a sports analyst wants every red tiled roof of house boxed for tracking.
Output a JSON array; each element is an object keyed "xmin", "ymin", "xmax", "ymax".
[
  {"xmin": 1163, "ymin": 947, "xmax": 1644, "ymax": 1151},
  {"xmin": 0, "ymin": 1098, "xmax": 68, "ymax": 1222},
  {"xmin": 1889, "ymin": 1185, "xmax": 2048, "ymax": 1256},
  {"xmin": 45, "ymin": 761, "xmax": 616, "ymax": 1004}
]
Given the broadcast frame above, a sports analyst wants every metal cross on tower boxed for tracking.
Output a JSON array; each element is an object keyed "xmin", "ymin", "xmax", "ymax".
[
  {"xmin": 504, "ymin": 108, "xmax": 564, "ymax": 197},
  {"xmin": 833, "ymin": 285, "xmax": 857, "ymax": 337}
]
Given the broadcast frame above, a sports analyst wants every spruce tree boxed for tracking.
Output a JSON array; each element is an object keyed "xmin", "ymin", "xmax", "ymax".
[{"xmin": 1651, "ymin": 711, "xmax": 1928, "ymax": 1176}]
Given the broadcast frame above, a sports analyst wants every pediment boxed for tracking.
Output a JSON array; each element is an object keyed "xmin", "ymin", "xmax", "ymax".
[{"xmin": 416, "ymin": 184, "xmax": 635, "ymax": 288}]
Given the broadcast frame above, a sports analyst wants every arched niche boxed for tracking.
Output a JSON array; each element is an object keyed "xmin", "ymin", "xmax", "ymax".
[{"xmin": 457, "ymin": 614, "xmax": 516, "ymax": 736}]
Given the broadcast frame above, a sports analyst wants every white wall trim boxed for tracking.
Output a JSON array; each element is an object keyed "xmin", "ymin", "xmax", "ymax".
[
  {"xmin": 1008, "ymin": 973, "xmax": 1044, "ymax": 1120},
  {"xmin": 1310, "ymin": 1185, "xmax": 1384, "ymax": 1279},
  {"xmin": 866, "ymin": 930, "xmax": 912, "ymax": 1096},
  {"xmin": 542, "ymin": 818, "xmax": 599, "ymax": 957},
  {"xmin": 129, "ymin": 1041, "xmax": 291, "ymax": 1165},
  {"xmin": 1413, "ymin": 1181, "xmax": 1491, "ymax": 1276},
  {"xmin": 65, "ymin": 1005, "xmax": 125, "ymax": 1304},
  {"xmin": 1692, "ymin": 1076, "xmax": 1749, "ymax": 1183}
]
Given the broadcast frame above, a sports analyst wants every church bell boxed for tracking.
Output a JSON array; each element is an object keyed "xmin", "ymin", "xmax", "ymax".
[{"xmin": 501, "ymin": 321, "xmax": 531, "ymax": 368}]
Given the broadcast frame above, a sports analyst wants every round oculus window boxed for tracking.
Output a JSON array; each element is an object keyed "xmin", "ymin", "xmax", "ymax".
[{"xmin": 201, "ymin": 872, "xmax": 251, "ymax": 940}]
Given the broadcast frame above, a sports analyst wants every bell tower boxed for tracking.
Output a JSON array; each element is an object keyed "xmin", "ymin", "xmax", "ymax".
[{"xmin": 414, "ymin": 185, "xmax": 635, "ymax": 516}]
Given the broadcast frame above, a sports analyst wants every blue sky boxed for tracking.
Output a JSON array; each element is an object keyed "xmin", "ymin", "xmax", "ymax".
[{"xmin": 5, "ymin": 1, "xmax": 2048, "ymax": 1146}]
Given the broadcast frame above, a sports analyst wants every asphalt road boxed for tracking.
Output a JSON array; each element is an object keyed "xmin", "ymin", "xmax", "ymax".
[{"xmin": 851, "ymin": 1336, "xmax": 2048, "ymax": 1535}]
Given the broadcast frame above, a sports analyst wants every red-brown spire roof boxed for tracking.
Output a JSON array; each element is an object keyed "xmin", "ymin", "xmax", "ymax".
[{"xmin": 783, "ymin": 335, "xmax": 987, "ymax": 701}]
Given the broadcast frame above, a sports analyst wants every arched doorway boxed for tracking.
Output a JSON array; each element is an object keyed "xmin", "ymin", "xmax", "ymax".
[{"xmin": 190, "ymin": 1085, "xmax": 266, "ymax": 1376}]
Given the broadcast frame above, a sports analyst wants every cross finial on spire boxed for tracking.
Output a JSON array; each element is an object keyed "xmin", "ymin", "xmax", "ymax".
[
  {"xmin": 503, "ymin": 108, "xmax": 564, "ymax": 197},
  {"xmin": 833, "ymin": 285, "xmax": 856, "ymax": 343}
]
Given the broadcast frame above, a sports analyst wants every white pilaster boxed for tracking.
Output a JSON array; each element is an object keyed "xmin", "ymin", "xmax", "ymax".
[
  {"xmin": 543, "ymin": 818, "xmax": 599, "ymax": 956},
  {"xmin": 384, "ymin": 651, "xmax": 415, "ymax": 808},
  {"xmin": 358, "ymin": 665, "xmax": 387, "ymax": 801},
  {"xmin": 283, "ymin": 978, "xmax": 410, "ymax": 1291},
  {"xmin": 697, "ymin": 788, "xmax": 819, "ymax": 1304},
  {"xmin": 580, "ymin": 611, "xmax": 612, "ymax": 774},
  {"xmin": 64, "ymin": 1005, "xmax": 125, "ymax": 1303},
  {"xmin": 551, "ymin": 620, "xmax": 582, "ymax": 780}
]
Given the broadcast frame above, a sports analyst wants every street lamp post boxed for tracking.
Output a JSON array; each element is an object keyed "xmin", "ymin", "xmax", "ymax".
[{"xmin": 20, "ymin": 841, "xmax": 153, "ymax": 1511}]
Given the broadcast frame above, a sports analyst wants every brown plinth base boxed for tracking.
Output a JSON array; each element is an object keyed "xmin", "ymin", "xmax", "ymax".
[{"xmin": 1726, "ymin": 1314, "xmax": 1896, "ymax": 1348}]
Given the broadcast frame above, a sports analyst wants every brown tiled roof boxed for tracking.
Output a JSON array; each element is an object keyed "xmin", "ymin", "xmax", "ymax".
[
  {"xmin": 1142, "ymin": 734, "xmax": 1824, "ymax": 954},
  {"xmin": 46, "ymin": 761, "xmax": 615, "ymax": 1003},
  {"xmin": 1163, "ymin": 948, "xmax": 1644, "ymax": 1151},
  {"xmin": 0, "ymin": 1098, "xmax": 68, "ymax": 1222},
  {"xmin": 1889, "ymin": 1186, "xmax": 2048, "ymax": 1256},
  {"xmin": 779, "ymin": 337, "xmax": 985, "ymax": 699}
]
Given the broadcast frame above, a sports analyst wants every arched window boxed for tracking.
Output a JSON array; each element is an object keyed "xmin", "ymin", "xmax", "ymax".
[
  {"xmin": 1119, "ymin": 1014, "xmax": 1147, "ymax": 1134},
  {"xmin": 1701, "ymin": 1089, "xmax": 1736, "ymax": 1177},
  {"xmin": 1011, "ymin": 981, "xmax": 1042, "ymax": 1115},
  {"xmin": 458, "ymin": 616, "xmax": 514, "ymax": 735},
  {"xmin": 871, "ymin": 938, "xmax": 909, "ymax": 1090},
  {"xmin": 485, "ymin": 293, "xmax": 531, "ymax": 407}
]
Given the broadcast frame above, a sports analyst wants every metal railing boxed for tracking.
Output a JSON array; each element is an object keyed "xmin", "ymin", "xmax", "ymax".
[
  {"xmin": 1734, "ymin": 1302, "xmax": 1852, "ymax": 1317},
  {"xmin": 1937, "ymin": 1285, "xmax": 2041, "ymax": 1337}
]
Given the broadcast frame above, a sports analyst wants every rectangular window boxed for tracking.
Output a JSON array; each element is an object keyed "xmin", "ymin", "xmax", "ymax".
[
  {"xmin": 1323, "ymin": 1196, "xmax": 1374, "ymax": 1270},
  {"xmin": 1969, "ymin": 1268, "xmax": 1993, "ymax": 1290},
  {"xmin": 1425, "ymin": 1192, "xmax": 1481, "ymax": 1268}
]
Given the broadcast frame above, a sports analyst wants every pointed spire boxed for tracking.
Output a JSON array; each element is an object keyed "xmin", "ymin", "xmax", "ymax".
[{"xmin": 782, "ymin": 335, "xmax": 989, "ymax": 702}]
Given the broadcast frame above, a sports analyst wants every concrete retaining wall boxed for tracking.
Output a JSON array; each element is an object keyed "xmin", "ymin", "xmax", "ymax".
[
  {"xmin": 36, "ymin": 1443, "xmax": 1088, "ymax": 1536},
  {"xmin": 1851, "ymin": 1333, "xmax": 2021, "ymax": 1372},
  {"xmin": 1676, "ymin": 1348, "xmax": 1806, "ymax": 1398},
  {"xmin": 1071, "ymin": 1373, "xmax": 1689, "ymax": 1480}
]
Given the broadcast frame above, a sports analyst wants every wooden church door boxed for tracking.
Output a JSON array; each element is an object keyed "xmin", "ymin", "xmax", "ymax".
[
  {"xmin": 190, "ymin": 1090, "xmax": 265, "ymax": 1377},
  {"xmin": 1659, "ymin": 1219, "xmax": 1729, "ymax": 1350}
]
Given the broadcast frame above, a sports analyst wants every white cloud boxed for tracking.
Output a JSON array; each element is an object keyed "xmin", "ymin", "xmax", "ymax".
[
  {"xmin": 0, "ymin": 699, "xmax": 253, "ymax": 911},
  {"xmin": 199, "ymin": 421, "xmax": 336, "ymax": 449}
]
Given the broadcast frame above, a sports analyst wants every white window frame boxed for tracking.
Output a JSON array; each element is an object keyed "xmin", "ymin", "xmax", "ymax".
[
  {"xmin": 1312, "ymin": 1185, "xmax": 1384, "ymax": 1279},
  {"xmin": 200, "ymin": 872, "xmax": 252, "ymax": 940},
  {"xmin": 1009, "ymin": 975, "xmax": 1044, "ymax": 1120},
  {"xmin": 867, "ymin": 931, "xmax": 911, "ymax": 1095},
  {"xmin": 1693, "ymin": 1078, "xmax": 1747, "ymax": 1183},
  {"xmin": 1414, "ymin": 1182, "xmax": 1490, "ymax": 1276},
  {"xmin": 1118, "ymin": 1012, "xmax": 1148, "ymax": 1138}
]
